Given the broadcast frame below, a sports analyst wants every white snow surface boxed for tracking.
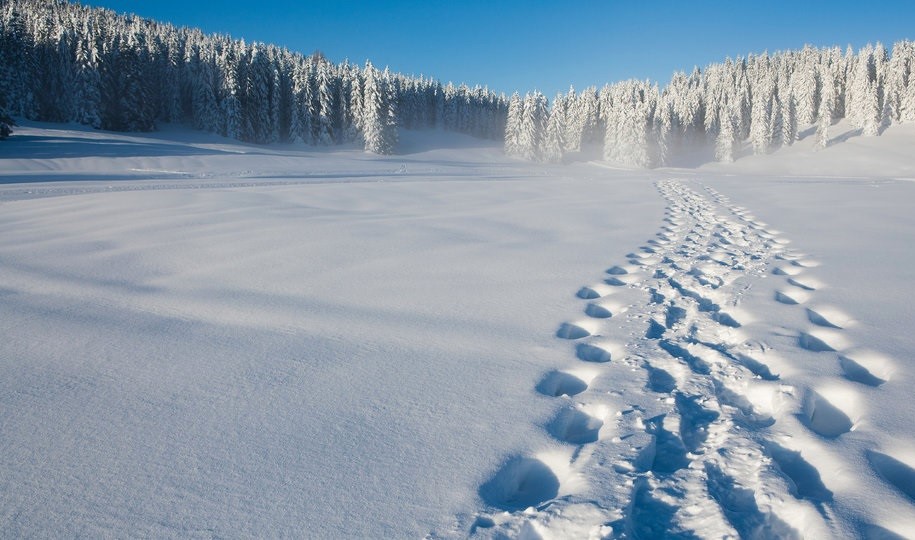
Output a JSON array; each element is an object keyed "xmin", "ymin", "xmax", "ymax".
[{"xmin": 1, "ymin": 121, "xmax": 914, "ymax": 538}]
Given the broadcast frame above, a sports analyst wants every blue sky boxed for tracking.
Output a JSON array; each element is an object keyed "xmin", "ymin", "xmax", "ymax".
[{"xmin": 83, "ymin": 0, "xmax": 915, "ymax": 98}]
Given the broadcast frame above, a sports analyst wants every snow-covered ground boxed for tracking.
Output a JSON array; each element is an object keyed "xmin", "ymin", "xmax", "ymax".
[{"xmin": 1, "ymin": 121, "xmax": 914, "ymax": 538}]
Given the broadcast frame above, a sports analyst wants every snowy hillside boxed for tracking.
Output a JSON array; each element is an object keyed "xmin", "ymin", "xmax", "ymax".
[{"xmin": 1, "ymin": 121, "xmax": 914, "ymax": 538}]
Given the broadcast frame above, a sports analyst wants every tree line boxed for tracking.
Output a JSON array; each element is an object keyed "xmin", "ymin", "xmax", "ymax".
[
  {"xmin": 0, "ymin": 0, "xmax": 508, "ymax": 153},
  {"xmin": 506, "ymin": 42, "xmax": 915, "ymax": 166},
  {"xmin": 3, "ymin": 1, "xmax": 915, "ymax": 165}
]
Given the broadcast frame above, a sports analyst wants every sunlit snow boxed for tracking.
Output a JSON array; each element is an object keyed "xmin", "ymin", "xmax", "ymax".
[{"xmin": 2, "ymin": 121, "xmax": 914, "ymax": 538}]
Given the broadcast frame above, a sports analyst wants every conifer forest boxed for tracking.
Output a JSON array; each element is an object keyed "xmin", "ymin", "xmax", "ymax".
[{"xmin": 2, "ymin": 0, "xmax": 915, "ymax": 163}]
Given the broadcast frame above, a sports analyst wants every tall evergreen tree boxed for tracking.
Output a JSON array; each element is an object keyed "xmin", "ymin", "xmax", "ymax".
[
  {"xmin": 504, "ymin": 92, "xmax": 523, "ymax": 157},
  {"xmin": 862, "ymin": 80, "xmax": 881, "ymax": 136},
  {"xmin": 345, "ymin": 67, "xmax": 363, "ymax": 143},
  {"xmin": 715, "ymin": 103, "xmax": 739, "ymax": 162},
  {"xmin": 543, "ymin": 93, "xmax": 566, "ymax": 163},
  {"xmin": 73, "ymin": 35, "xmax": 101, "ymax": 128},
  {"xmin": 750, "ymin": 73, "xmax": 774, "ymax": 154},
  {"xmin": 314, "ymin": 60, "xmax": 335, "ymax": 144},
  {"xmin": 815, "ymin": 67, "xmax": 836, "ymax": 148},
  {"xmin": 901, "ymin": 73, "xmax": 915, "ymax": 122},
  {"xmin": 781, "ymin": 92, "xmax": 798, "ymax": 146},
  {"xmin": 793, "ymin": 56, "xmax": 820, "ymax": 125},
  {"xmin": 518, "ymin": 91, "xmax": 547, "ymax": 161},
  {"xmin": 361, "ymin": 62, "xmax": 397, "ymax": 154}
]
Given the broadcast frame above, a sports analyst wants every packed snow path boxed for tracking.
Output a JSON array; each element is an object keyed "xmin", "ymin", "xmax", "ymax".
[{"xmin": 461, "ymin": 179, "xmax": 910, "ymax": 539}]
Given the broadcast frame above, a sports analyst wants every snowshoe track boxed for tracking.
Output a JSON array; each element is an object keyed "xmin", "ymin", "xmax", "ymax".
[{"xmin": 454, "ymin": 179, "xmax": 907, "ymax": 539}]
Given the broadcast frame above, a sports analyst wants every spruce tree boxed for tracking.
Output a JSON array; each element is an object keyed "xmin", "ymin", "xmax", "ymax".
[
  {"xmin": 219, "ymin": 43, "xmax": 243, "ymax": 140},
  {"xmin": 345, "ymin": 67, "xmax": 363, "ymax": 143},
  {"xmin": 504, "ymin": 92, "xmax": 523, "ymax": 156},
  {"xmin": 901, "ymin": 74, "xmax": 915, "ymax": 122},
  {"xmin": 519, "ymin": 92, "xmax": 547, "ymax": 161},
  {"xmin": 782, "ymin": 93, "xmax": 798, "ymax": 146},
  {"xmin": 715, "ymin": 104, "xmax": 738, "ymax": 162},
  {"xmin": 315, "ymin": 60, "xmax": 335, "ymax": 144},
  {"xmin": 750, "ymin": 75, "xmax": 774, "ymax": 154},
  {"xmin": 793, "ymin": 60, "xmax": 819, "ymax": 125},
  {"xmin": 562, "ymin": 86, "xmax": 581, "ymax": 152},
  {"xmin": 815, "ymin": 67, "xmax": 835, "ymax": 148},
  {"xmin": 862, "ymin": 80, "xmax": 881, "ymax": 136},
  {"xmin": 543, "ymin": 93, "xmax": 566, "ymax": 163},
  {"xmin": 73, "ymin": 36, "xmax": 101, "ymax": 128},
  {"xmin": 361, "ymin": 62, "xmax": 397, "ymax": 154}
]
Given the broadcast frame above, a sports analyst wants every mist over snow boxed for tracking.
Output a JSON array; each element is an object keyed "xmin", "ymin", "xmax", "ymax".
[{"xmin": 2, "ymin": 1, "xmax": 915, "ymax": 539}]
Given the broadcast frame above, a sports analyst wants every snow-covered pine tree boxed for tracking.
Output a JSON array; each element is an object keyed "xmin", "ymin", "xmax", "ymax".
[
  {"xmin": 73, "ymin": 35, "xmax": 101, "ymax": 128},
  {"xmin": 879, "ymin": 91, "xmax": 894, "ymax": 134},
  {"xmin": 561, "ymin": 86, "xmax": 581, "ymax": 152},
  {"xmin": 273, "ymin": 51, "xmax": 294, "ymax": 142},
  {"xmin": 335, "ymin": 61, "xmax": 354, "ymax": 142},
  {"xmin": 381, "ymin": 67, "xmax": 399, "ymax": 150},
  {"xmin": 452, "ymin": 83, "xmax": 468, "ymax": 134},
  {"xmin": 395, "ymin": 76, "xmax": 414, "ymax": 129},
  {"xmin": 161, "ymin": 31, "xmax": 185, "ymax": 123},
  {"xmin": 421, "ymin": 80, "xmax": 439, "ymax": 130},
  {"xmin": 715, "ymin": 102, "xmax": 739, "ymax": 162},
  {"xmin": 504, "ymin": 92, "xmax": 523, "ymax": 156},
  {"xmin": 345, "ymin": 66, "xmax": 363, "ymax": 143},
  {"xmin": 191, "ymin": 45, "xmax": 219, "ymax": 133},
  {"xmin": 780, "ymin": 91, "xmax": 798, "ymax": 147},
  {"xmin": 32, "ymin": 12, "xmax": 74, "ymax": 122},
  {"xmin": 518, "ymin": 91, "xmax": 547, "ymax": 161},
  {"xmin": 220, "ymin": 42, "xmax": 243, "ymax": 140},
  {"xmin": 702, "ymin": 64, "xmax": 723, "ymax": 139},
  {"xmin": 0, "ymin": 5, "xmax": 36, "ymax": 117},
  {"xmin": 578, "ymin": 87, "xmax": 601, "ymax": 147},
  {"xmin": 314, "ymin": 59, "xmax": 335, "ymax": 144},
  {"xmin": 874, "ymin": 42, "xmax": 889, "ymax": 108},
  {"xmin": 613, "ymin": 82, "xmax": 654, "ymax": 168},
  {"xmin": 238, "ymin": 44, "xmax": 274, "ymax": 143},
  {"xmin": 292, "ymin": 60, "xmax": 314, "ymax": 143},
  {"xmin": 266, "ymin": 48, "xmax": 283, "ymax": 143},
  {"xmin": 119, "ymin": 30, "xmax": 156, "ymax": 132},
  {"xmin": 735, "ymin": 65, "xmax": 753, "ymax": 141},
  {"xmin": 653, "ymin": 93, "xmax": 674, "ymax": 166},
  {"xmin": 847, "ymin": 45, "xmax": 872, "ymax": 129},
  {"xmin": 885, "ymin": 42, "xmax": 911, "ymax": 123},
  {"xmin": 769, "ymin": 94, "xmax": 784, "ymax": 151},
  {"xmin": 600, "ymin": 86, "xmax": 620, "ymax": 162},
  {"xmin": 902, "ymin": 68, "xmax": 915, "ymax": 122},
  {"xmin": 681, "ymin": 69, "xmax": 707, "ymax": 146},
  {"xmin": 432, "ymin": 81, "xmax": 445, "ymax": 128},
  {"xmin": 543, "ymin": 92, "xmax": 566, "ymax": 163},
  {"xmin": 750, "ymin": 71, "xmax": 774, "ymax": 154},
  {"xmin": 438, "ymin": 83, "xmax": 453, "ymax": 131},
  {"xmin": 361, "ymin": 62, "xmax": 397, "ymax": 154},
  {"xmin": 793, "ymin": 50, "xmax": 820, "ymax": 125},
  {"xmin": 815, "ymin": 65, "xmax": 836, "ymax": 148},
  {"xmin": 862, "ymin": 80, "xmax": 881, "ymax": 136},
  {"xmin": 361, "ymin": 61, "xmax": 382, "ymax": 152}
]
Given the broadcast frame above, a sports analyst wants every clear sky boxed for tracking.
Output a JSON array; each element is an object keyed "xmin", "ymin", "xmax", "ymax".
[{"xmin": 81, "ymin": 0, "xmax": 915, "ymax": 98}]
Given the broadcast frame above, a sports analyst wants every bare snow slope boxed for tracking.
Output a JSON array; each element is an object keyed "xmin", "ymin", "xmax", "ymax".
[{"xmin": 1, "ymin": 122, "xmax": 914, "ymax": 538}]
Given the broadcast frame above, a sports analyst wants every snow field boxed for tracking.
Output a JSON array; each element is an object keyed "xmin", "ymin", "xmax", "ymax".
[
  {"xmin": 2, "ymin": 124, "xmax": 669, "ymax": 538},
  {"xmin": 2, "ymin": 123, "xmax": 914, "ymax": 538},
  {"xmin": 466, "ymin": 178, "xmax": 915, "ymax": 539}
]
